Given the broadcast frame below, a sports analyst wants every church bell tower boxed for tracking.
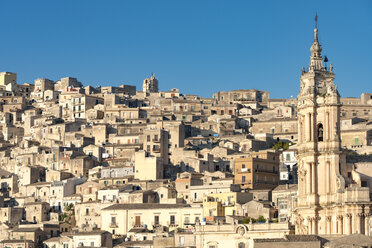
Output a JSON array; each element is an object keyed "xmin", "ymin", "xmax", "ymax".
[{"xmin": 295, "ymin": 18, "xmax": 371, "ymax": 235}]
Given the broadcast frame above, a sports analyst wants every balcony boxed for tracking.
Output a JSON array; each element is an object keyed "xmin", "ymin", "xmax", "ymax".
[{"xmin": 166, "ymin": 221, "xmax": 178, "ymax": 227}]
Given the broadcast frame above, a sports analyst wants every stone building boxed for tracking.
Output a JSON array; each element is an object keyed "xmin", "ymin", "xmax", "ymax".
[
  {"xmin": 0, "ymin": 72, "xmax": 17, "ymax": 86},
  {"xmin": 213, "ymin": 89, "xmax": 270, "ymax": 104},
  {"xmin": 134, "ymin": 151, "xmax": 163, "ymax": 181},
  {"xmin": 234, "ymin": 151, "xmax": 279, "ymax": 190},
  {"xmin": 24, "ymin": 202, "xmax": 50, "ymax": 223},
  {"xmin": 101, "ymin": 203, "xmax": 203, "ymax": 235},
  {"xmin": 142, "ymin": 74, "xmax": 159, "ymax": 94},
  {"xmin": 294, "ymin": 25, "xmax": 371, "ymax": 235}
]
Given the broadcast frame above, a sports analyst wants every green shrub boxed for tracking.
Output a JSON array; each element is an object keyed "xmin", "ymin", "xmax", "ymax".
[
  {"xmin": 241, "ymin": 217, "xmax": 251, "ymax": 224},
  {"xmin": 257, "ymin": 216, "xmax": 266, "ymax": 223},
  {"xmin": 273, "ymin": 141, "xmax": 289, "ymax": 150}
]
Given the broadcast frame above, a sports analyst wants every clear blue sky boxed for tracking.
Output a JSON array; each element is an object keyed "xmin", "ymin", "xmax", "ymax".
[{"xmin": 1, "ymin": 0, "xmax": 371, "ymax": 98}]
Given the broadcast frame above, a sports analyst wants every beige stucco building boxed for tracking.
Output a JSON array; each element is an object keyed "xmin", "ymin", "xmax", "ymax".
[{"xmin": 101, "ymin": 203, "xmax": 203, "ymax": 235}]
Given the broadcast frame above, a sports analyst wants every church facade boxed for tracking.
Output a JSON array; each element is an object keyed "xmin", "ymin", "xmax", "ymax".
[{"xmin": 295, "ymin": 25, "xmax": 372, "ymax": 235}]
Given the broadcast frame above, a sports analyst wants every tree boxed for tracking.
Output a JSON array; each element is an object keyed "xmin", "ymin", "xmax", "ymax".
[
  {"xmin": 241, "ymin": 217, "xmax": 251, "ymax": 224},
  {"xmin": 273, "ymin": 141, "xmax": 289, "ymax": 150},
  {"xmin": 257, "ymin": 216, "xmax": 266, "ymax": 223}
]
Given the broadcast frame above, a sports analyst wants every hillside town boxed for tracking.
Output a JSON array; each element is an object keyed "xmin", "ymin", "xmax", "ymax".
[{"xmin": 0, "ymin": 25, "xmax": 372, "ymax": 248}]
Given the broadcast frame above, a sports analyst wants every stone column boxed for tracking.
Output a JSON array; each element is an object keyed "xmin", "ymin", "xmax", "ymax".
[
  {"xmin": 364, "ymin": 213, "xmax": 370, "ymax": 236},
  {"xmin": 307, "ymin": 217, "xmax": 313, "ymax": 235},
  {"xmin": 307, "ymin": 163, "xmax": 312, "ymax": 194},
  {"xmin": 299, "ymin": 115, "xmax": 302, "ymax": 144},
  {"xmin": 311, "ymin": 163, "xmax": 316, "ymax": 194},
  {"xmin": 364, "ymin": 206, "xmax": 370, "ymax": 235},
  {"xmin": 337, "ymin": 215, "xmax": 343, "ymax": 235},
  {"xmin": 356, "ymin": 213, "xmax": 363, "ymax": 234},
  {"xmin": 346, "ymin": 214, "xmax": 352, "ymax": 235},
  {"xmin": 305, "ymin": 113, "xmax": 310, "ymax": 142},
  {"xmin": 326, "ymin": 216, "xmax": 332, "ymax": 234},
  {"xmin": 326, "ymin": 112, "xmax": 329, "ymax": 141},
  {"xmin": 313, "ymin": 216, "xmax": 320, "ymax": 235},
  {"xmin": 326, "ymin": 162, "xmax": 330, "ymax": 193},
  {"xmin": 309, "ymin": 113, "xmax": 313, "ymax": 141}
]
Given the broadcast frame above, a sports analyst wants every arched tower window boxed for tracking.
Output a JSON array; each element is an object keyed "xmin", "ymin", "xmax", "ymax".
[{"xmin": 317, "ymin": 123, "xmax": 323, "ymax": 142}]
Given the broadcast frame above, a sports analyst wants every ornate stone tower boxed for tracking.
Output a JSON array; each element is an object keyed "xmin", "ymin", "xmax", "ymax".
[{"xmin": 295, "ymin": 24, "xmax": 371, "ymax": 235}]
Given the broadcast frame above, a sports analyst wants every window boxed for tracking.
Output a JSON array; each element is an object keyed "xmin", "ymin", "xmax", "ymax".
[
  {"xmin": 242, "ymin": 164, "xmax": 245, "ymax": 168},
  {"xmin": 154, "ymin": 215, "xmax": 159, "ymax": 225},
  {"xmin": 317, "ymin": 123, "xmax": 323, "ymax": 142},
  {"xmin": 179, "ymin": 236, "xmax": 185, "ymax": 245},
  {"xmin": 242, "ymin": 176, "xmax": 246, "ymax": 182},
  {"xmin": 170, "ymin": 215, "xmax": 175, "ymax": 225},
  {"xmin": 286, "ymin": 153, "xmax": 291, "ymax": 161},
  {"xmin": 135, "ymin": 216, "xmax": 141, "ymax": 226},
  {"xmin": 238, "ymin": 243, "xmax": 245, "ymax": 248},
  {"xmin": 111, "ymin": 216, "xmax": 116, "ymax": 225}
]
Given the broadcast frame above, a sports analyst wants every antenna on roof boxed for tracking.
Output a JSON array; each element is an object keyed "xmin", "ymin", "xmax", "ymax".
[{"xmin": 315, "ymin": 13, "xmax": 318, "ymax": 28}]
